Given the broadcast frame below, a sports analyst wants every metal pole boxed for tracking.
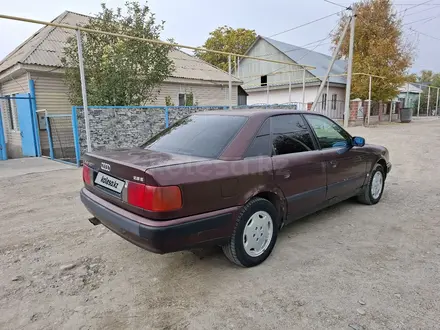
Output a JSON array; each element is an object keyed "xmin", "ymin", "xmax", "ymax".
[
  {"xmin": 288, "ymin": 75, "xmax": 292, "ymax": 103},
  {"xmin": 406, "ymin": 83, "xmax": 409, "ymax": 108},
  {"xmin": 326, "ymin": 78, "xmax": 330, "ymax": 115},
  {"xmin": 427, "ymin": 86, "xmax": 431, "ymax": 116},
  {"xmin": 367, "ymin": 75, "xmax": 372, "ymax": 126},
  {"xmin": 343, "ymin": 7, "xmax": 356, "ymax": 128},
  {"xmin": 266, "ymin": 83, "xmax": 270, "ymax": 104},
  {"xmin": 237, "ymin": 57, "xmax": 240, "ymax": 78},
  {"xmin": 435, "ymin": 88, "xmax": 439, "ymax": 116},
  {"xmin": 228, "ymin": 55, "xmax": 232, "ymax": 109},
  {"xmin": 76, "ymin": 29, "xmax": 91, "ymax": 153},
  {"xmin": 302, "ymin": 69, "xmax": 306, "ymax": 108},
  {"xmin": 312, "ymin": 16, "xmax": 351, "ymax": 113},
  {"xmin": 417, "ymin": 84, "xmax": 421, "ymax": 117}
]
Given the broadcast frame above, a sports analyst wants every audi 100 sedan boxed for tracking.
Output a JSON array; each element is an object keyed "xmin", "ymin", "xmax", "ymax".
[{"xmin": 80, "ymin": 110, "xmax": 391, "ymax": 267}]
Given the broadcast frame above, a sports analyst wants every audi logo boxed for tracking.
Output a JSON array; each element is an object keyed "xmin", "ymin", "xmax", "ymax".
[{"xmin": 100, "ymin": 162, "xmax": 111, "ymax": 171}]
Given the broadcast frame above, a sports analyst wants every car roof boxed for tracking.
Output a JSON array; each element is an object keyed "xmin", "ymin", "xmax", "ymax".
[{"xmin": 193, "ymin": 108, "xmax": 313, "ymax": 118}]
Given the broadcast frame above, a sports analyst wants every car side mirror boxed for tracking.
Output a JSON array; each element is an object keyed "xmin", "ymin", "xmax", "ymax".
[{"xmin": 352, "ymin": 136, "xmax": 365, "ymax": 147}]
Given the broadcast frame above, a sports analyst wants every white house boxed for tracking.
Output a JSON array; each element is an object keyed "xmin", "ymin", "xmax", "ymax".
[{"xmin": 237, "ymin": 36, "xmax": 347, "ymax": 117}]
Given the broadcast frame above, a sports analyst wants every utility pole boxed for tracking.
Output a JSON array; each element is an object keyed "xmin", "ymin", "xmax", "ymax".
[
  {"xmin": 427, "ymin": 86, "xmax": 431, "ymax": 116},
  {"xmin": 343, "ymin": 4, "xmax": 356, "ymax": 128},
  {"xmin": 76, "ymin": 29, "xmax": 91, "ymax": 153},
  {"xmin": 228, "ymin": 55, "xmax": 232, "ymax": 109},
  {"xmin": 367, "ymin": 75, "xmax": 372, "ymax": 126},
  {"xmin": 417, "ymin": 85, "xmax": 421, "ymax": 117},
  {"xmin": 311, "ymin": 14, "xmax": 351, "ymax": 113}
]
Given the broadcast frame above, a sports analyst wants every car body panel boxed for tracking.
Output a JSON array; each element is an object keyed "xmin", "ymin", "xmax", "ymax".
[{"xmin": 81, "ymin": 109, "xmax": 391, "ymax": 254}]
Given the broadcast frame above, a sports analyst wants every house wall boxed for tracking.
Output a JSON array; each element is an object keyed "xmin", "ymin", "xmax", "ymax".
[
  {"xmin": 0, "ymin": 73, "xmax": 30, "ymax": 158},
  {"xmin": 247, "ymin": 85, "xmax": 346, "ymax": 105},
  {"xmin": 151, "ymin": 82, "xmax": 238, "ymax": 106},
  {"xmin": 238, "ymin": 39, "xmax": 316, "ymax": 88},
  {"xmin": 30, "ymin": 72, "xmax": 73, "ymax": 158}
]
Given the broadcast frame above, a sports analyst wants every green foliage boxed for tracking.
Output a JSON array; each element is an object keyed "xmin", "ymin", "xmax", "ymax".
[
  {"xmin": 165, "ymin": 95, "xmax": 174, "ymax": 106},
  {"xmin": 185, "ymin": 93, "xmax": 194, "ymax": 106},
  {"xmin": 62, "ymin": 2, "xmax": 174, "ymax": 106},
  {"xmin": 194, "ymin": 26, "xmax": 257, "ymax": 71},
  {"xmin": 332, "ymin": 0, "xmax": 414, "ymax": 101}
]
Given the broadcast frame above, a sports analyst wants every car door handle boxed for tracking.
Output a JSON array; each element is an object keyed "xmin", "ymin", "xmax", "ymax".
[{"xmin": 283, "ymin": 171, "xmax": 291, "ymax": 179}]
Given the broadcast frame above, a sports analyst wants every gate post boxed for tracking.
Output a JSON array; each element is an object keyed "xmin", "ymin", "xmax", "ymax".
[
  {"xmin": 29, "ymin": 80, "xmax": 41, "ymax": 156},
  {"xmin": 0, "ymin": 107, "xmax": 7, "ymax": 160},
  {"xmin": 72, "ymin": 106, "xmax": 81, "ymax": 167}
]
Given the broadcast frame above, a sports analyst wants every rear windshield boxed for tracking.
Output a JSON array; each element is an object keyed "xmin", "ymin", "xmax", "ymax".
[{"xmin": 141, "ymin": 114, "xmax": 247, "ymax": 158}]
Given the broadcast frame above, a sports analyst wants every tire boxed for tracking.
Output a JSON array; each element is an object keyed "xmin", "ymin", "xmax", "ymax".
[
  {"xmin": 357, "ymin": 163, "xmax": 385, "ymax": 205},
  {"xmin": 222, "ymin": 197, "xmax": 278, "ymax": 267}
]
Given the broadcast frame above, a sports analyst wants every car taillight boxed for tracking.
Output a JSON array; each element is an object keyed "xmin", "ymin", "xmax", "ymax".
[
  {"xmin": 83, "ymin": 165, "xmax": 92, "ymax": 185},
  {"xmin": 127, "ymin": 181, "xmax": 182, "ymax": 212}
]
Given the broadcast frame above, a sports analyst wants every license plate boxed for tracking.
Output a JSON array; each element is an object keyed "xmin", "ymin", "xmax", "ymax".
[{"xmin": 95, "ymin": 172, "xmax": 125, "ymax": 193}]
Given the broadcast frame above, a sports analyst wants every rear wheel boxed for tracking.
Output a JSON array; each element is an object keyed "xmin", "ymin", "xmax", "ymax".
[
  {"xmin": 222, "ymin": 197, "xmax": 278, "ymax": 267},
  {"xmin": 358, "ymin": 163, "xmax": 385, "ymax": 205}
]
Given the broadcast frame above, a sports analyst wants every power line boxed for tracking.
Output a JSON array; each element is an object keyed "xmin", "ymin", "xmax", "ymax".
[
  {"xmin": 400, "ymin": 0, "xmax": 434, "ymax": 15},
  {"xmin": 410, "ymin": 27, "xmax": 440, "ymax": 41},
  {"xmin": 269, "ymin": 10, "xmax": 344, "ymax": 38},
  {"xmin": 323, "ymin": 0, "xmax": 350, "ymax": 9},
  {"xmin": 402, "ymin": 13, "xmax": 440, "ymax": 25}
]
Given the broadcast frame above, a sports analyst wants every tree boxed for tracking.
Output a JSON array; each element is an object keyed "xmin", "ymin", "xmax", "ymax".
[
  {"xmin": 194, "ymin": 26, "xmax": 256, "ymax": 71},
  {"xmin": 62, "ymin": 2, "xmax": 174, "ymax": 106},
  {"xmin": 332, "ymin": 0, "xmax": 414, "ymax": 101}
]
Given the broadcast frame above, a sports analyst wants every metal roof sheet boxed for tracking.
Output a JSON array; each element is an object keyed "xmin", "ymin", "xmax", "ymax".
[
  {"xmin": 262, "ymin": 37, "xmax": 347, "ymax": 85},
  {"xmin": 0, "ymin": 11, "xmax": 240, "ymax": 83}
]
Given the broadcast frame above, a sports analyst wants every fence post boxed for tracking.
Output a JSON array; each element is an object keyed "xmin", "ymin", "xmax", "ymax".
[
  {"xmin": 71, "ymin": 106, "xmax": 81, "ymax": 167},
  {"xmin": 45, "ymin": 115, "xmax": 54, "ymax": 160},
  {"xmin": 164, "ymin": 106, "xmax": 169, "ymax": 128}
]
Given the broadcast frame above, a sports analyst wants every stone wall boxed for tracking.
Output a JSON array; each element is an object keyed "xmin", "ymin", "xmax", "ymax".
[
  {"xmin": 75, "ymin": 107, "xmax": 166, "ymax": 156},
  {"xmin": 75, "ymin": 106, "xmax": 228, "ymax": 156}
]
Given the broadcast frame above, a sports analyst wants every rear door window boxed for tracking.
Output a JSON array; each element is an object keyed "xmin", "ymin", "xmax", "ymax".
[
  {"xmin": 142, "ymin": 114, "xmax": 247, "ymax": 158},
  {"xmin": 245, "ymin": 119, "xmax": 271, "ymax": 157},
  {"xmin": 271, "ymin": 115, "xmax": 315, "ymax": 155}
]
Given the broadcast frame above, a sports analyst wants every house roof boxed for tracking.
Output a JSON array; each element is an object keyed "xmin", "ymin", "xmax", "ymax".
[
  {"xmin": 257, "ymin": 36, "xmax": 347, "ymax": 85},
  {"xmin": 0, "ymin": 11, "xmax": 240, "ymax": 83},
  {"xmin": 398, "ymin": 83, "xmax": 423, "ymax": 94}
]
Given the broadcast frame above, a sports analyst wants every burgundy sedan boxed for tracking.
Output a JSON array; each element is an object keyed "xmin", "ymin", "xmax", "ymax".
[{"xmin": 80, "ymin": 110, "xmax": 391, "ymax": 267}]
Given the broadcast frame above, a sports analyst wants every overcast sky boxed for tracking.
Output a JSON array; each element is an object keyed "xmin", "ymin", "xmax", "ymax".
[{"xmin": 0, "ymin": 0, "xmax": 439, "ymax": 73}]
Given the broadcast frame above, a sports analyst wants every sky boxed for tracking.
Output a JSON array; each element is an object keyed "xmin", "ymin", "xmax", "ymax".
[{"xmin": 0, "ymin": 0, "xmax": 439, "ymax": 73}]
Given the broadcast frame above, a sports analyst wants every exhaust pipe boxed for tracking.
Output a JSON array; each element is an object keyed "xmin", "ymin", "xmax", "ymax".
[{"xmin": 88, "ymin": 217, "xmax": 101, "ymax": 226}]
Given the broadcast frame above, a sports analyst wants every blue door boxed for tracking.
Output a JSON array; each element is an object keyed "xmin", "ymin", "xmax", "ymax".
[{"xmin": 15, "ymin": 94, "xmax": 37, "ymax": 157}]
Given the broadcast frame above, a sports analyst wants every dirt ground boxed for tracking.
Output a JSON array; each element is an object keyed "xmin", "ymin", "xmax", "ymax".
[{"xmin": 1, "ymin": 119, "xmax": 440, "ymax": 330}]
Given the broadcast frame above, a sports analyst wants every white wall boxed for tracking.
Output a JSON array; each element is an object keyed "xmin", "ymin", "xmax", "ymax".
[{"xmin": 247, "ymin": 85, "xmax": 346, "ymax": 105}]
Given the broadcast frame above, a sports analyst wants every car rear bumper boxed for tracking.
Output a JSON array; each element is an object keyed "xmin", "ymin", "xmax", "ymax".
[{"xmin": 80, "ymin": 188, "xmax": 238, "ymax": 254}]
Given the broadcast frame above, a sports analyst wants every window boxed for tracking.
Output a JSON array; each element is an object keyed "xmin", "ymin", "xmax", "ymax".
[
  {"xmin": 271, "ymin": 115, "xmax": 315, "ymax": 155},
  {"xmin": 304, "ymin": 115, "xmax": 351, "ymax": 149},
  {"xmin": 142, "ymin": 114, "xmax": 247, "ymax": 158},
  {"xmin": 245, "ymin": 119, "xmax": 270, "ymax": 157},
  {"xmin": 178, "ymin": 93, "xmax": 185, "ymax": 106},
  {"xmin": 331, "ymin": 94, "xmax": 337, "ymax": 110},
  {"xmin": 321, "ymin": 93, "xmax": 327, "ymax": 110},
  {"xmin": 261, "ymin": 75, "xmax": 267, "ymax": 87},
  {"xmin": 178, "ymin": 93, "xmax": 194, "ymax": 106}
]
